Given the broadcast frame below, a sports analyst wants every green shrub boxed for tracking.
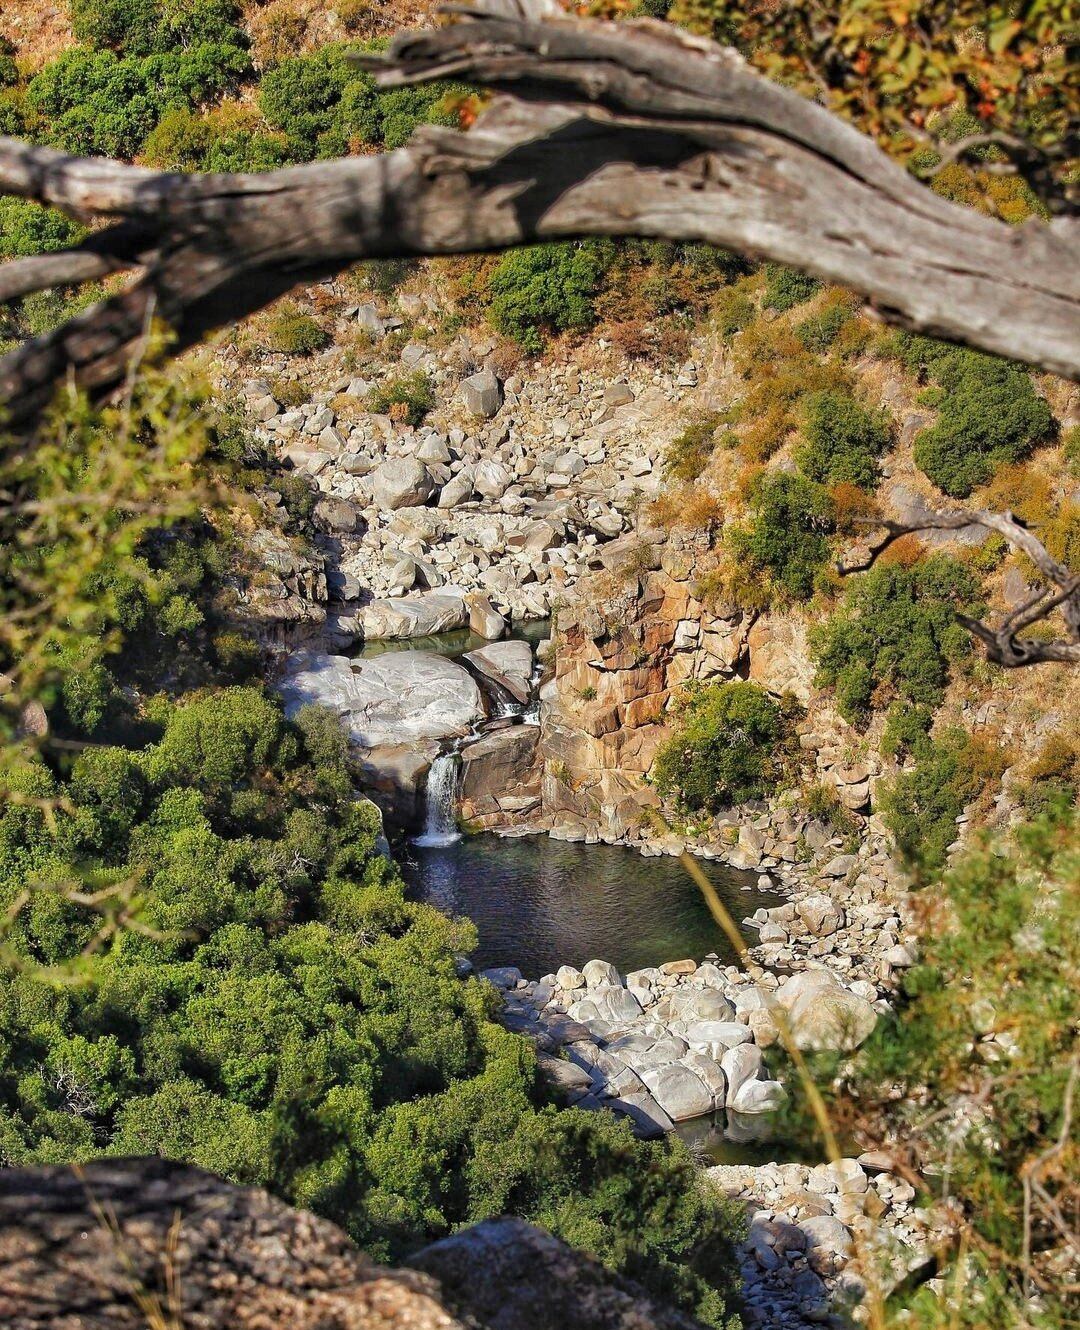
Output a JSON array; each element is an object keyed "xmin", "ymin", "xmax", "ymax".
[
  {"xmin": 665, "ymin": 413, "xmax": 722, "ymax": 482},
  {"xmin": 257, "ymin": 46, "xmax": 368, "ymax": 159},
  {"xmin": 796, "ymin": 390, "xmax": 891, "ymax": 491},
  {"xmin": 653, "ymin": 681, "xmax": 794, "ymax": 811},
  {"xmin": 1063, "ymin": 425, "xmax": 1080, "ymax": 478},
  {"xmin": 728, "ymin": 471, "xmax": 835, "ymax": 602},
  {"xmin": 368, "ymin": 371, "xmax": 436, "ymax": 426},
  {"xmin": 878, "ymin": 726, "xmax": 1004, "ymax": 878},
  {"xmin": 763, "ymin": 263, "xmax": 821, "ymax": 312},
  {"xmin": 27, "ymin": 42, "xmax": 251, "ymax": 158},
  {"xmin": 794, "ymin": 302, "xmax": 850, "ymax": 353},
  {"xmin": 486, "ymin": 241, "xmax": 617, "ymax": 352},
  {"xmin": 713, "ymin": 287, "xmax": 755, "ymax": 340},
  {"xmin": 258, "ymin": 44, "xmax": 470, "ymax": 161},
  {"xmin": 802, "ymin": 782, "xmax": 859, "ymax": 843},
  {"xmin": 891, "ymin": 335, "xmax": 1054, "ymax": 497},
  {"xmin": 264, "ymin": 302, "xmax": 329, "ymax": 355},
  {"xmin": 881, "ymin": 701, "xmax": 934, "ymax": 759},
  {"xmin": 0, "ymin": 37, "xmax": 18, "ymax": 88},
  {"xmin": 811, "ymin": 556, "xmax": 983, "ymax": 724},
  {"xmin": 142, "ymin": 106, "xmax": 292, "ymax": 172},
  {"xmin": 69, "ymin": 0, "xmax": 247, "ymax": 58},
  {"xmin": 0, "ymin": 87, "xmax": 26, "ymax": 137},
  {"xmin": 0, "ymin": 198, "xmax": 86, "ymax": 260}
]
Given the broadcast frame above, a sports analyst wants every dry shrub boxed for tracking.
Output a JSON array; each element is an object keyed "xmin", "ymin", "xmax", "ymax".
[
  {"xmin": 487, "ymin": 336, "xmax": 525, "ymax": 380},
  {"xmin": 307, "ymin": 286, "xmax": 342, "ymax": 315},
  {"xmin": 255, "ymin": 3, "xmax": 309, "ymax": 65},
  {"xmin": 729, "ymin": 318, "xmax": 851, "ymax": 463},
  {"xmin": 828, "ymin": 481, "xmax": 880, "ymax": 532},
  {"xmin": 878, "ymin": 533, "xmax": 927, "ymax": 568},
  {"xmin": 603, "ymin": 319, "xmax": 653, "ymax": 360}
]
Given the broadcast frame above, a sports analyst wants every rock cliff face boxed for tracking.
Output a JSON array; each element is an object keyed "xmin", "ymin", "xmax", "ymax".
[
  {"xmin": 0, "ymin": 1158, "xmax": 708, "ymax": 1330},
  {"xmin": 534, "ymin": 529, "xmax": 870, "ymax": 849}
]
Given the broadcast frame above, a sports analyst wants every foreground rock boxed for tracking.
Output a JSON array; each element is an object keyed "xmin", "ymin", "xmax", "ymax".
[
  {"xmin": 0, "ymin": 1158, "xmax": 708, "ymax": 1330},
  {"xmin": 709, "ymin": 1158, "xmax": 948, "ymax": 1330},
  {"xmin": 278, "ymin": 651, "xmax": 483, "ymax": 746}
]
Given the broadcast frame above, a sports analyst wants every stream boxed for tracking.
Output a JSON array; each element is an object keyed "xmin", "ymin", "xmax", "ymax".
[
  {"xmin": 401, "ymin": 833, "xmax": 782, "ymax": 977},
  {"xmin": 367, "ymin": 621, "xmax": 797, "ymax": 1161}
]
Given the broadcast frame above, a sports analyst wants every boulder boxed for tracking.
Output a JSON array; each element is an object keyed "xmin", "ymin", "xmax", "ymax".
[
  {"xmin": 312, "ymin": 495, "xmax": 360, "ymax": 533},
  {"xmin": 464, "ymin": 640, "xmax": 534, "ymax": 704},
  {"xmin": 465, "ymin": 593, "xmax": 507, "ymax": 640},
  {"xmin": 356, "ymin": 592, "xmax": 468, "ymax": 640},
  {"xmin": 278, "ymin": 650, "xmax": 483, "ymax": 748},
  {"xmin": 556, "ymin": 965, "xmax": 586, "ymax": 990},
  {"xmin": 797, "ymin": 893, "xmax": 845, "ymax": 937},
  {"xmin": 775, "ymin": 970, "xmax": 878, "ymax": 1052},
  {"xmin": 372, "ymin": 456, "xmax": 436, "ymax": 510},
  {"xmin": 1, "ymin": 1158, "xmax": 707, "ymax": 1330},
  {"xmin": 459, "ymin": 368, "xmax": 503, "ymax": 418},
  {"xmin": 438, "ymin": 470, "xmax": 475, "ymax": 509},
  {"xmin": 459, "ymin": 727, "xmax": 541, "ymax": 820},
  {"xmin": 582, "ymin": 959, "xmax": 620, "ymax": 988},
  {"xmin": 730, "ymin": 1079, "xmax": 787, "ymax": 1114},
  {"xmin": 721, "ymin": 1043, "xmax": 763, "ymax": 1105},
  {"xmin": 474, "ymin": 459, "xmax": 513, "ymax": 500},
  {"xmin": 641, "ymin": 1063, "xmax": 715, "ymax": 1121}
]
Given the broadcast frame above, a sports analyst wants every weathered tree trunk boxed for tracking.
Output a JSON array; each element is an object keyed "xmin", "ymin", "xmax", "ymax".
[{"xmin": 0, "ymin": 0, "xmax": 1077, "ymax": 427}]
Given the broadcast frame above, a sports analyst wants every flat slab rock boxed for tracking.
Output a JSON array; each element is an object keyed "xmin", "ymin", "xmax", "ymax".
[
  {"xmin": 278, "ymin": 650, "xmax": 482, "ymax": 747},
  {"xmin": 0, "ymin": 1159, "xmax": 709, "ymax": 1330}
]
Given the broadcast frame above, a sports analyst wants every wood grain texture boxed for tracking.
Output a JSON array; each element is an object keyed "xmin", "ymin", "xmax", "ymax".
[{"xmin": 0, "ymin": 1, "xmax": 1077, "ymax": 427}]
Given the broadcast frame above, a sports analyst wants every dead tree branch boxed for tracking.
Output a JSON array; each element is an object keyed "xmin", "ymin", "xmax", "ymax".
[
  {"xmin": 0, "ymin": 0, "xmax": 1077, "ymax": 428},
  {"xmin": 840, "ymin": 509, "xmax": 1080, "ymax": 667}
]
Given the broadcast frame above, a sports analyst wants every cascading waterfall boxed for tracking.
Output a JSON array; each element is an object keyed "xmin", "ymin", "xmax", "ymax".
[{"xmin": 413, "ymin": 752, "xmax": 462, "ymax": 847}]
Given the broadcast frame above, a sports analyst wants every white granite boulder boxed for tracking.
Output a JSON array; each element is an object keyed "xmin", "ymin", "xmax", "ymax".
[{"xmin": 277, "ymin": 650, "xmax": 483, "ymax": 748}]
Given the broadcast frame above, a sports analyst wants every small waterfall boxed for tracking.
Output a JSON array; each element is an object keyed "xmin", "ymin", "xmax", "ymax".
[{"xmin": 413, "ymin": 753, "xmax": 461, "ymax": 847}]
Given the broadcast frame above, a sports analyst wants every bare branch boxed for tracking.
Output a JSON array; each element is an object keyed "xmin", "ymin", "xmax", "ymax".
[
  {"xmin": 840, "ymin": 509, "xmax": 1080, "ymax": 667},
  {"xmin": 0, "ymin": 8, "xmax": 1073, "ymax": 430}
]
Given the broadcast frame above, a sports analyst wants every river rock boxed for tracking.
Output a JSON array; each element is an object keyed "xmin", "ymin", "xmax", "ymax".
[
  {"xmin": 606, "ymin": 1089, "xmax": 674, "ymax": 1139},
  {"xmin": 582, "ymin": 959, "xmax": 620, "ymax": 988},
  {"xmin": 730, "ymin": 1078, "xmax": 787, "ymax": 1114},
  {"xmin": 277, "ymin": 650, "xmax": 483, "ymax": 748},
  {"xmin": 482, "ymin": 966, "xmax": 524, "ymax": 989},
  {"xmin": 464, "ymin": 640, "xmax": 534, "ymax": 704},
  {"xmin": 641, "ymin": 1063, "xmax": 715, "ymax": 1121},
  {"xmin": 356, "ymin": 592, "xmax": 468, "ymax": 640},
  {"xmin": 372, "ymin": 456, "xmax": 436, "ymax": 510},
  {"xmin": 460, "ymin": 368, "xmax": 503, "ymax": 418},
  {"xmin": 775, "ymin": 970, "xmax": 878, "ymax": 1052},
  {"xmin": 465, "ymin": 592, "xmax": 506, "ymax": 640},
  {"xmin": 684, "ymin": 1021, "xmax": 753, "ymax": 1054},
  {"xmin": 721, "ymin": 1043, "xmax": 763, "ymax": 1105}
]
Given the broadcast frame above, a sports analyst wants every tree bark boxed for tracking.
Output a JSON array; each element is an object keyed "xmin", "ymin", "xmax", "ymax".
[{"xmin": 0, "ymin": 0, "xmax": 1077, "ymax": 427}]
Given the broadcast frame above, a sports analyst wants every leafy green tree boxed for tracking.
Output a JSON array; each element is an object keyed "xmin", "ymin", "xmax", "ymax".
[
  {"xmin": 797, "ymin": 390, "xmax": 891, "ymax": 491},
  {"xmin": 486, "ymin": 241, "xmax": 617, "ymax": 352},
  {"xmin": 762, "ymin": 263, "xmax": 820, "ymax": 312},
  {"xmin": 653, "ymin": 681, "xmax": 794, "ymax": 811},
  {"xmin": 890, "ymin": 335, "xmax": 1054, "ymax": 497},
  {"xmin": 878, "ymin": 725, "xmax": 1004, "ymax": 879},
  {"xmin": 728, "ymin": 471, "xmax": 835, "ymax": 602},
  {"xmin": 811, "ymin": 556, "xmax": 983, "ymax": 724}
]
